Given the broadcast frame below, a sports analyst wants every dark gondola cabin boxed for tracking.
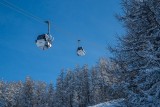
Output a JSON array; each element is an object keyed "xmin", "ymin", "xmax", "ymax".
[
  {"xmin": 77, "ymin": 46, "xmax": 85, "ymax": 56},
  {"xmin": 77, "ymin": 40, "xmax": 85, "ymax": 56},
  {"xmin": 35, "ymin": 34, "xmax": 52, "ymax": 50}
]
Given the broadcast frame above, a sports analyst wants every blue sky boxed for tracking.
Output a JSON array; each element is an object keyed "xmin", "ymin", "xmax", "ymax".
[{"xmin": 0, "ymin": 0, "xmax": 124, "ymax": 83}]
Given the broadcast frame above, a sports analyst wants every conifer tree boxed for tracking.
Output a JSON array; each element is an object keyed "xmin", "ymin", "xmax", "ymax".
[
  {"xmin": 111, "ymin": 0, "xmax": 160, "ymax": 106},
  {"xmin": 22, "ymin": 77, "xmax": 35, "ymax": 107},
  {"xmin": 63, "ymin": 69, "xmax": 74, "ymax": 107},
  {"xmin": 47, "ymin": 83, "xmax": 55, "ymax": 107},
  {"xmin": 55, "ymin": 70, "xmax": 65, "ymax": 107},
  {"xmin": 35, "ymin": 81, "xmax": 47, "ymax": 107}
]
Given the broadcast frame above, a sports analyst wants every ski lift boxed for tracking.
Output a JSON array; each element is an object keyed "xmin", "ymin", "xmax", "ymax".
[
  {"xmin": 35, "ymin": 21, "xmax": 53, "ymax": 50},
  {"xmin": 77, "ymin": 40, "xmax": 86, "ymax": 56}
]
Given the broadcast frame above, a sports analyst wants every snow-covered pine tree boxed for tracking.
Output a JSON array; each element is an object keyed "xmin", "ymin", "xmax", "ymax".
[
  {"xmin": 111, "ymin": 0, "xmax": 160, "ymax": 106},
  {"xmin": 63, "ymin": 69, "xmax": 74, "ymax": 107},
  {"xmin": 55, "ymin": 70, "xmax": 65, "ymax": 107},
  {"xmin": 73, "ymin": 65, "xmax": 84, "ymax": 107},
  {"xmin": 47, "ymin": 83, "xmax": 55, "ymax": 107},
  {"xmin": 73, "ymin": 65, "xmax": 91, "ymax": 107},
  {"xmin": 3, "ymin": 82, "xmax": 23, "ymax": 107},
  {"xmin": 81, "ymin": 65, "xmax": 90, "ymax": 106},
  {"xmin": 90, "ymin": 66, "xmax": 99, "ymax": 105},
  {"xmin": 34, "ymin": 81, "xmax": 47, "ymax": 107},
  {"xmin": 0, "ymin": 81, "xmax": 6, "ymax": 107},
  {"xmin": 22, "ymin": 77, "xmax": 35, "ymax": 107},
  {"xmin": 12, "ymin": 81, "xmax": 23, "ymax": 107},
  {"xmin": 95, "ymin": 58, "xmax": 113, "ymax": 102}
]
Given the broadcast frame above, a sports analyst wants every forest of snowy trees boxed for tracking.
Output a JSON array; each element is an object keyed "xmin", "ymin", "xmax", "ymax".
[
  {"xmin": 1, "ymin": 0, "xmax": 160, "ymax": 107},
  {"xmin": 0, "ymin": 58, "xmax": 122, "ymax": 107}
]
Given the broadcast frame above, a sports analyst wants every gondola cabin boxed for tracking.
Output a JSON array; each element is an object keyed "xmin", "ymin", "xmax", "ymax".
[
  {"xmin": 35, "ymin": 34, "xmax": 52, "ymax": 50},
  {"xmin": 77, "ymin": 40, "xmax": 85, "ymax": 56},
  {"xmin": 77, "ymin": 46, "xmax": 85, "ymax": 56},
  {"xmin": 35, "ymin": 21, "xmax": 53, "ymax": 50}
]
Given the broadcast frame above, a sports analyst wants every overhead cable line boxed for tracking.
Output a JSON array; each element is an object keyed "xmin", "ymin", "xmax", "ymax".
[{"xmin": 0, "ymin": 0, "xmax": 44, "ymax": 24}]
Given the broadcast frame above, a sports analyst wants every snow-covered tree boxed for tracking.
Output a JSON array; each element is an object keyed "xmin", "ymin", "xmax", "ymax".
[
  {"xmin": 2, "ymin": 82, "xmax": 23, "ymax": 107},
  {"xmin": 55, "ymin": 70, "xmax": 65, "ymax": 107},
  {"xmin": 90, "ymin": 66, "xmax": 100, "ymax": 105},
  {"xmin": 96, "ymin": 58, "xmax": 110, "ymax": 102},
  {"xmin": 111, "ymin": 0, "xmax": 160, "ymax": 106},
  {"xmin": 47, "ymin": 83, "xmax": 55, "ymax": 107},
  {"xmin": 73, "ymin": 65, "xmax": 84, "ymax": 107},
  {"xmin": 0, "ymin": 81, "xmax": 6, "ymax": 107},
  {"xmin": 12, "ymin": 81, "xmax": 23, "ymax": 107},
  {"xmin": 81, "ymin": 65, "xmax": 90, "ymax": 106},
  {"xmin": 63, "ymin": 69, "xmax": 74, "ymax": 107},
  {"xmin": 22, "ymin": 77, "xmax": 35, "ymax": 107},
  {"xmin": 34, "ymin": 81, "xmax": 47, "ymax": 107}
]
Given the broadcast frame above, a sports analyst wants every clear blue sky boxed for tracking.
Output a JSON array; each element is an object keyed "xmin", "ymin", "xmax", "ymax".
[{"xmin": 0, "ymin": 0, "xmax": 124, "ymax": 83}]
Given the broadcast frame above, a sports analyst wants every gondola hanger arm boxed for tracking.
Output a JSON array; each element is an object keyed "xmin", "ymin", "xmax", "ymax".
[{"xmin": 45, "ymin": 21, "xmax": 50, "ymax": 35}]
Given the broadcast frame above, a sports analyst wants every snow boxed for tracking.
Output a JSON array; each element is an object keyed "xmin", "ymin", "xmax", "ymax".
[{"xmin": 88, "ymin": 99, "xmax": 127, "ymax": 107}]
